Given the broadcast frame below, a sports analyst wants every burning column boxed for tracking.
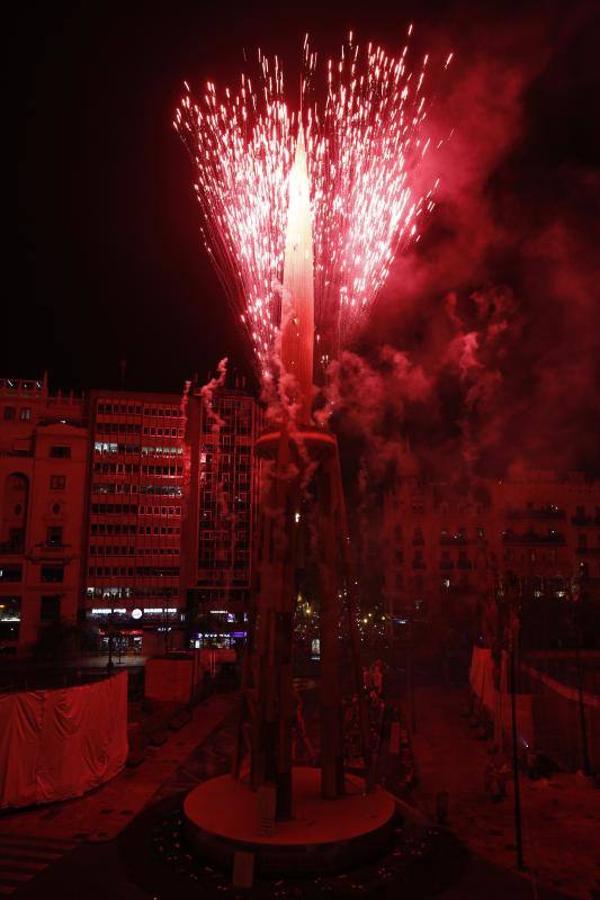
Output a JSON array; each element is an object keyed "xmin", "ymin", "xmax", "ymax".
[
  {"xmin": 177, "ymin": 33, "xmax": 441, "ymax": 872},
  {"xmin": 249, "ymin": 127, "xmax": 347, "ymax": 815},
  {"xmin": 280, "ymin": 127, "xmax": 314, "ymax": 426}
]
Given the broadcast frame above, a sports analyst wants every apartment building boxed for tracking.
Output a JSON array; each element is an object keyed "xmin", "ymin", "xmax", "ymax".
[
  {"xmin": 84, "ymin": 389, "xmax": 187, "ymax": 654},
  {"xmin": 382, "ymin": 457, "xmax": 600, "ymax": 641},
  {"xmin": 0, "ymin": 376, "xmax": 87, "ymax": 651},
  {"xmin": 182, "ymin": 379, "xmax": 259, "ymax": 646}
]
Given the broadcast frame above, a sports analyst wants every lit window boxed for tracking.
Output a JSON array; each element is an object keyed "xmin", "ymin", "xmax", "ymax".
[
  {"xmin": 0, "ymin": 596, "xmax": 21, "ymax": 640},
  {"xmin": 19, "ymin": 407, "xmax": 32, "ymax": 421},
  {"xmin": 46, "ymin": 526, "xmax": 63, "ymax": 547},
  {"xmin": 0, "ymin": 564, "xmax": 23, "ymax": 582}
]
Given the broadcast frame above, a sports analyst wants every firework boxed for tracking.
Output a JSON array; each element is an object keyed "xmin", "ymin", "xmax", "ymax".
[{"xmin": 175, "ymin": 29, "xmax": 445, "ymax": 374}]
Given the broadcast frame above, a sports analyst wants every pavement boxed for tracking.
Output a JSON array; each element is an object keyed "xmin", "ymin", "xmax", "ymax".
[
  {"xmin": 1, "ymin": 682, "xmax": 598, "ymax": 898},
  {"xmin": 409, "ymin": 685, "xmax": 600, "ymax": 899},
  {"xmin": 67, "ymin": 653, "xmax": 149, "ymax": 670}
]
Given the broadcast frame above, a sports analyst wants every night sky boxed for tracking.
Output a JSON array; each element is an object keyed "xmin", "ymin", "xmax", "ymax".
[{"xmin": 9, "ymin": 0, "xmax": 600, "ymax": 476}]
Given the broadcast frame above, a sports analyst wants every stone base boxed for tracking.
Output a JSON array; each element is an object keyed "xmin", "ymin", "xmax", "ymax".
[{"xmin": 183, "ymin": 767, "xmax": 396, "ymax": 878}]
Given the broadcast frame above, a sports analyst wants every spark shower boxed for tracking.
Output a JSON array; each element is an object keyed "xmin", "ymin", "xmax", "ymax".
[{"xmin": 175, "ymin": 29, "xmax": 450, "ymax": 374}]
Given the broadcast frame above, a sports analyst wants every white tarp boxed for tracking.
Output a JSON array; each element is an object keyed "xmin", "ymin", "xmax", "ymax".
[
  {"xmin": 470, "ymin": 646, "xmax": 534, "ymax": 749},
  {"xmin": 0, "ymin": 672, "xmax": 128, "ymax": 809}
]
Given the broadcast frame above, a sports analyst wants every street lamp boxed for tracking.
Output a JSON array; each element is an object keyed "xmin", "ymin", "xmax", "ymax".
[
  {"xmin": 406, "ymin": 607, "xmax": 416, "ymax": 733},
  {"xmin": 106, "ymin": 609, "xmax": 115, "ymax": 674},
  {"xmin": 568, "ymin": 577, "xmax": 591, "ymax": 776},
  {"xmin": 507, "ymin": 590, "xmax": 525, "ymax": 872}
]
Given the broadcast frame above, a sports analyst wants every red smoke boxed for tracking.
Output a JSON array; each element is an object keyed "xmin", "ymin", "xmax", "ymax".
[{"xmin": 330, "ymin": 1, "xmax": 599, "ymax": 489}]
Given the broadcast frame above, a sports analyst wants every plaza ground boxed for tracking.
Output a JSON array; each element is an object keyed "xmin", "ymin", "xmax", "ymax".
[
  {"xmin": 0, "ymin": 682, "xmax": 598, "ymax": 898},
  {"xmin": 410, "ymin": 685, "xmax": 600, "ymax": 899}
]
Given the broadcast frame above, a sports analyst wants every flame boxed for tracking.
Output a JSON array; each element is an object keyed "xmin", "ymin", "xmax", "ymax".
[{"xmin": 175, "ymin": 33, "xmax": 445, "ymax": 375}]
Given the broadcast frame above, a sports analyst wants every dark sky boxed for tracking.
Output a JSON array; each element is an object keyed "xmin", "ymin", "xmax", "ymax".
[
  {"xmin": 10, "ymin": 0, "xmax": 461, "ymax": 393},
  {"xmin": 8, "ymin": 0, "xmax": 600, "ymax": 476}
]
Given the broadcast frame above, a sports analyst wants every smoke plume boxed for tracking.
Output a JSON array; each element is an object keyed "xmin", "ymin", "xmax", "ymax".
[{"xmin": 329, "ymin": 1, "xmax": 599, "ymax": 491}]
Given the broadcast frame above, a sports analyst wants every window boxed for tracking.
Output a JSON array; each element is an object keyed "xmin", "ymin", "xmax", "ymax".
[
  {"xmin": 0, "ymin": 564, "xmax": 22, "ymax": 582},
  {"xmin": 413, "ymin": 527, "xmax": 424, "ymax": 545},
  {"xmin": 50, "ymin": 475, "xmax": 66, "ymax": 491},
  {"xmin": 46, "ymin": 526, "xmax": 63, "ymax": 547},
  {"xmin": 41, "ymin": 595, "xmax": 61, "ymax": 623},
  {"xmin": 4, "ymin": 528, "xmax": 24, "ymax": 551},
  {"xmin": 50, "ymin": 446, "xmax": 71, "ymax": 459},
  {"xmin": 440, "ymin": 551, "xmax": 453, "ymax": 570},
  {"xmin": 19, "ymin": 408, "xmax": 32, "ymax": 421},
  {"xmin": 3, "ymin": 406, "xmax": 15, "ymax": 420},
  {"xmin": 412, "ymin": 550, "xmax": 425, "ymax": 569},
  {"xmin": 458, "ymin": 551, "xmax": 471, "ymax": 570},
  {"xmin": 0, "ymin": 596, "xmax": 20, "ymax": 640},
  {"xmin": 41, "ymin": 564, "xmax": 64, "ymax": 583},
  {"xmin": 94, "ymin": 441, "xmax": 118, "ymax": 454}
]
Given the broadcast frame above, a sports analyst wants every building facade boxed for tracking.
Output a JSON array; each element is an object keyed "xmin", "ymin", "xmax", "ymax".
[
  {"xmin": 381, "ymin": 460, "xmax": 600, "ymax": 647},
  {"xmin": 0, "ymin": 376, "xmax": 88, "ymax": 652},
  {"xmin": 381, "ymin": 455, "xmax": 490, "ymax": 639},
  {"xmin": 182, "ymin": 380, "xmax": 260, "ymax": 647},
  {"xmin": 84, "ymin": 389, "xmax": 188, "ymax": 655},
  {"xmin": 0, "ymin": 373, "xmax": 261, "ymax": 656},
  {"xmin": 3, "ymin": 371, "xmax": 597, "ymax": 657}
]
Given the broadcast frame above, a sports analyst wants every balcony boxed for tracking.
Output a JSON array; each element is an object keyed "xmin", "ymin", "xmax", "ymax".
[
  {"xmin": 507, "ymin": 506, "xmax": 565, "ymax": 520},
  {"xmin": 502, "ymin": 531, "xmax": 565, "ymax": 545},
  {"xmin": 29, "ymin": 542, "xmax": 73, "ymax": 563},
  {"xmin": 0, "ymin": 538, "xmax": 25, "ymax": 555},
  {"xmin": 0, "ymin": 448, "xmax": 33, "ymax": 458}
]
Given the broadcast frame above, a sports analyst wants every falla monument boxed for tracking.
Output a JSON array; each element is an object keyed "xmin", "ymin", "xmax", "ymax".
[{"xmin": 183, "ymin": 130, "xmax": 396, "ymax": 883}]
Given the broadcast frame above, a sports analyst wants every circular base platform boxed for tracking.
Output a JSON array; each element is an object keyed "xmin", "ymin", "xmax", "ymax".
[
  {"xmin": 183, "ymin": 767, "xmax": 396, "ymax": 877},
  {"xmin": 255, "ymin": 427, "xmax": 338, "ymax": 459}
]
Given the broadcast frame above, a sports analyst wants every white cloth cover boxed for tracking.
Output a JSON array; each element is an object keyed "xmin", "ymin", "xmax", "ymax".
[
  {"xmin": 469, "ymin": 646, "xmax": 534, "ymax": 748},
  {"xmin": 0, "ymin": 672, "xmax": 128, "ymax": 809},
  {"xmin": 469, "ymin": 646, "xmax": 492, "ymax": 699}
]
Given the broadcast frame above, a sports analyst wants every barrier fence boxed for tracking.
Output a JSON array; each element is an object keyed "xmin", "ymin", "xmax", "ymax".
[
  {"xmin": 520, "ymin": 659, "xmax": 599, "ymax": 773},
  {"xmin": 470, "ymin": 646, "xmax": 599, "ymax": 772},
  {"xmin": 0, "ymin": 671, "xmax": 128, "ymax": 809}
]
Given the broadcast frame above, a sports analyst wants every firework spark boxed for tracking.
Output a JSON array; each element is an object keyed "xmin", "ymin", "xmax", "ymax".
[{"xmin": 175, "ymin": 29, "xmax": 446, "ymax": 374}]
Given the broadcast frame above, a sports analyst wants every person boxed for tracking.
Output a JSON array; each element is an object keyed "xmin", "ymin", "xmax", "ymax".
[
  {"xmin": 484, "ymin": 755, "xmax": 510, "ymax": 801},
  {"xmin": 344, "ymin": 694, "xmax": 362, "ymax": 764},
  {"xmin": 371, "ymin": 659, "xmax": 383, "ymax": 696}
]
